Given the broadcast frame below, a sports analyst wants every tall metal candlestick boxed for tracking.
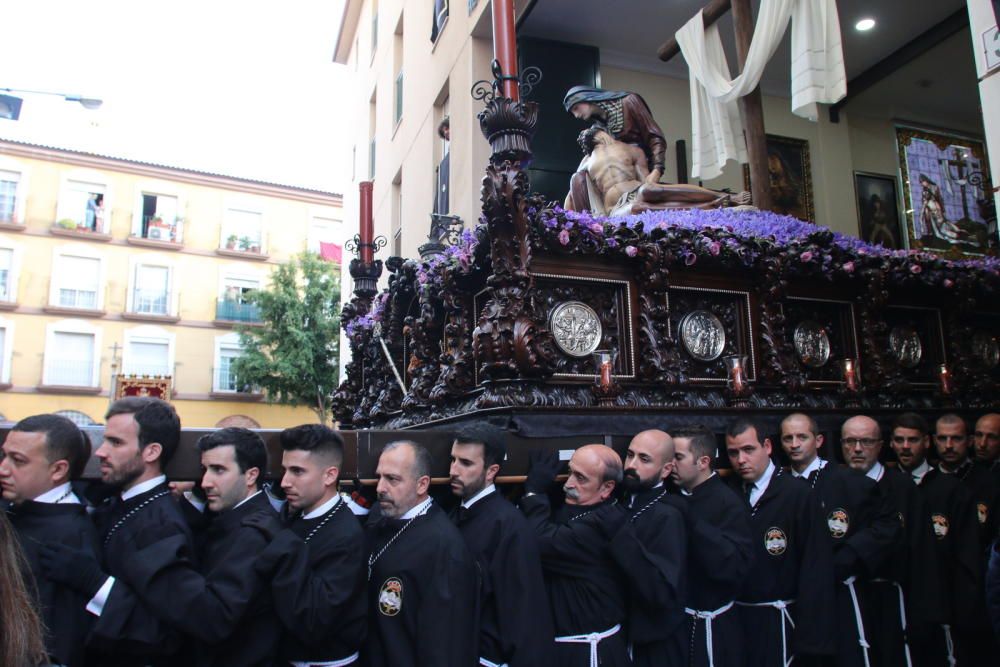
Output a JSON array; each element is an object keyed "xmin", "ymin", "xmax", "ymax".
[
  {"xmin": 359, "ymin": 181, "xmax": 374, "ymax": 265},
  {"xmin": 491, "ymin": 0, "xmax": 519, "ymax": 101}
]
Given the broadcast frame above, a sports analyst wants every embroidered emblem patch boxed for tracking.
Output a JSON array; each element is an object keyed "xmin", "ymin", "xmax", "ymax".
[
  {"xmin": 977, "ymin": 503, "xmax": 988, "ymax": 525},
  {"xmin": 931, "ymin": 513, "xmax": 949, "ymax": 539},
  {"xmin": 827, "ymin": 509, "xmax": 849, "ymax": 538},
  {"xmin": 765, "ymin": 527, "xmax": 788, "ymax": 555},
  {"xmin": 379, "ymin": 577, "xmax": 403, "ymax": 616}
]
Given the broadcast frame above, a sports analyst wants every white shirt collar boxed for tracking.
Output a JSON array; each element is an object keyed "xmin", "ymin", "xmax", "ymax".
[
  {"xmin": 122, "ymin": 475, "xmax": 167, "ymax": 501},
  {"xmin": 865, "ymin": 461, "xmax": 885, "ymax": 482},
  {"xmin": 747, "ymin": 460, "xmax": 776, "ymax": 505},
  {"xmin": 911, "ymin": 460, "xmax": 931, "ymax": 483},
  {"xmin": 462, "ymin": 483, "xmax": 496, "ymax": 509},
  {"xmin": 33, "ymin": 482, "xmax": 81, "ymax": 505},
  {"xmin": 234, "ymin": 490, "xmax": 262, "ymax": 510},
  {"xmin": 400, "ymin": 496, "xmax": 433, "ymax": 520},
  {"xmin": 790, "ymin": 456, "xmax": 826, "ymax": 479},
  {"xmin": 302, "ymin": 493, "xmax": 342, "ymax": 520}
]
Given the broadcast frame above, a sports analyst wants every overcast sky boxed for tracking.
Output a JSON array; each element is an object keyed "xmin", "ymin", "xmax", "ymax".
[{"xmin": 0, "ymin": 0, "xmax": 350, "ymax": 193}]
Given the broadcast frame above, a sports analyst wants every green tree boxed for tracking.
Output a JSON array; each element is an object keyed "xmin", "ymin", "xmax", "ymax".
[{"xmin": 232, "ymin": 251, "xmax": 341, "ymax": 424}]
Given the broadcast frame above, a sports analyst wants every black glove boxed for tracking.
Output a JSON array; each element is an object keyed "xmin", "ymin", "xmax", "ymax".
[
  {"xmin": 242, "ymin": 512, "xmax": 283, "ymax": 542},
  {"xmin": 525, "ymin": 449, "xmax": 562, "ymax": 494},
  {"xmin": 38, "ymin": 542, "xmax": 107, "ymax": 598}
]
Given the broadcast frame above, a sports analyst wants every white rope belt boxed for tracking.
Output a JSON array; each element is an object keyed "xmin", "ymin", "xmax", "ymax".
[
  {"xmin": 478, "ymin": 659, "xmax": 508, "ymax": 667},
  {"xmin": 290, "ymin": 652, "xmax": 359, "ymax": 667},
  {"xmin": 843, "ymin": 576, "xmax": 871, "ymax": 667},
  {"xmin": 942, "ymin": 624, "xmax": 957, "ymax": 667},
  {"xmin": 871, "ymin": 578, "xmax": 912, "ymax": 667},
  {"xmin": 685, "ymin": 600, "xmax": 735, "ymax": 667},
  {"xmin": 554, "ymin": 623, "xmax": 622, "ymax": 667},
  {"xmin": 736, "ymin": 599, "xmax": 796, "ymax": 667}
]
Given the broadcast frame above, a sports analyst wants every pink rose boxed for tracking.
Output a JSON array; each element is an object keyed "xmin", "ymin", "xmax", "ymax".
[
  {"xmin": 708, "ymin": 241, "xmax": 721, "ymax": 256},
  {"xmin": 800, "ymin": 251, "xmax": 814, "ymax": 262},
  {"xmin": 625, "ymin": 245, "xmax": 638, "ymax": 257},
  {"xmin": 842, "ymin": 261, "xmax": 855, "ymax": 274},
  {"xmin": 589, "ymin": 222, "xmax": 603, "ymax": 235},
  {"xmin": 943, "ymin": 278, "xmax": 954, "ymax": 288},
  {"xmin": 558, "ymin": 229, "xmax": 570, "ymax": 246},
  {"xmin": 909, "ymin": 264, "xmax": 922, "ymax": 274}
]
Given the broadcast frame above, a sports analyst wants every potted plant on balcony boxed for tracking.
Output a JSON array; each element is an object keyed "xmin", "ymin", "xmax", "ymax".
[
  {"xmin": 225, "ymin": 233, "xmax": 238, "ymax": 250},
  {"xmin": 57, "ymin": 218, "xmax": 78, "ymax": 230},
  {"xmin": 239, "ymin": 236, "xmax": 255, "ymax": 253}
]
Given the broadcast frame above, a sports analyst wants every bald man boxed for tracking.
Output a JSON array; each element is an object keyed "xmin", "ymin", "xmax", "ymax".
[
  {"xmin": 840, "ymin": 415, "xmax": 943, "ymax": 667},
  {"xmin": 974, "ymin": 413, "xmax": 1000, "ymax": 484},
  {"xmin": 522, "ymin": 444, "xmax": 631, "ymax": 666},
  {"xmin": 724, "ymin": 418, "xmax": 835, "ymax": 666},
  {"xmin": 614, "ymin": 430, "xmax": 687, "ymax": 667}
]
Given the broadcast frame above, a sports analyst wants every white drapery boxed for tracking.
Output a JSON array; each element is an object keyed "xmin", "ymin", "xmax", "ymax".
[{"xmin": 676, "ymin": 0, "xmax": 846, "ymax": 180}]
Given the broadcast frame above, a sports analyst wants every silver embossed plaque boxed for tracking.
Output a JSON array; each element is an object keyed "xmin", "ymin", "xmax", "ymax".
[
  {"xmin": 793, "ymin": 320, "xmax": 831, "ymax": 368},
  {"xmin": 889, "ymin": 325, "xmax": 923, "ymax": 369},
  {"xmin": 972, "ymin": 331, "xmax": 1000, "ymax": 369},
  {"xmin": 679, "ymin": 310, "xmax": 726, "ymax": 362},
  {"xmin": 550, "ymin": 301, "xmax": 603, "ymax": 357}
]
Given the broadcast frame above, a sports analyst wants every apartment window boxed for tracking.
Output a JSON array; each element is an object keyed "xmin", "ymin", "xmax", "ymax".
[
  {"xmin": 221, "ymin": 207, "xmax": 264, "ymax": 253},
  {"xmin": 0, "ymin": 247, "xmax": 13, "ymax": 302},
  {"xmin": 370, "ymin": 0, "xmax": 379, "ymax": 57},
  {"xmin": 57, "ymin": 179, "xmax": 107, "ymax": 232},
  {"xmin": 309, "ymin": 216, "xmax": 342, "ymax": 259},
  {"xmin": 392, "ymin": 177, "xmax": 402, "ymax": 256},
  {"xmin": 0, "ymin": 319, "xmax": 10, "ymax": 384},
  {"xmin": 136, "ymin": 192, "xmax": 181, "ymax": 242},
  {"xmin": 54, "ymin": 253, "xmax": 101, "ymax": 310},
  {"xmin": 393, "ymin": 12, "xmax": 404, "ymax": 126},
  {"xmin": 369, "ymin": 139, "xmax": 377, "ymax": 180},
  {"xmin": 394, "ymin": 71, "xmax": 404, "ymax": 126},
  {"xmin": 0, "ymin": 170, "xmax": 20, "ymax": 223},
  {"xmin": 130, "ymin": 263, "xmax": 172, "ymax": 316},
  {"xmin": 123, "ymin": 327, "xmax": 173, "ymax": 377},
  {"xmin": 44, "ymin": 325, "xmax": 99, "ymax": 387},
  {"xmin": 468, "ymin": 0, "xmax": 479, "ymax": 13},
  {"xmin": 218, "ymin": 275, "xmax": 262, "ymax": 322},
  {"xmin": 431, "ymin": 0, "xmax": 449, "ymax": 42},
  {"xmin": 214, "ymin": 334, "xmax": 248, "ymax": 392}
]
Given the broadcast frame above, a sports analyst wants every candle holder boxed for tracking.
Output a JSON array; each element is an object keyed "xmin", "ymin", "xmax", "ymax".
[
  {"xmin": 590, "ymin": 349, "xmax": 621, "ymax": 407},
  {"xmin": 839, "ymin": 358, "xmax": 862, "ymax": 408},
  {"xmin": 723, "ymin": 354, "xmax": 752, "ymax": 407}
]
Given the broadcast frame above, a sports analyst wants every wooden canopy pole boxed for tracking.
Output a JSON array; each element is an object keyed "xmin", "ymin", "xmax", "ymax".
[{"xmin": 730, "ymin": 0, "xmax": 772, "ymax": 211}]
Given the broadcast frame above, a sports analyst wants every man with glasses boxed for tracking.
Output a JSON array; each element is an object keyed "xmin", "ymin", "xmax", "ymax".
[{"xmin": 840, "ymin": 416, "xmax": 942, "ymax": 667}]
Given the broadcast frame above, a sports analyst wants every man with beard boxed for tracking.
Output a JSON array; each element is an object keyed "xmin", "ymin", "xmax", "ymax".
[
  {"xmin": 0, "ymin": 414, "xmax": 98, "ymax": 667},
  {"xmin": 111, "ymin": 427, "xmax": 282, "ymax": 667},
  {"xmin": 724, "ymin": 419, "xmax": 835, "ymax": 666},
  {"xmin": 366, "ymin": 440, "xmax": 478, "ymax": 667},
  {"xmin": 615, "ymin": 429, "xmax": 687, "ymax": 667},
  {"xmin": 780, "ymin": 413, "xmax": 899, "ymax": 667},
  {"xmin": 522, "ymin": 444, "xmax": 632, "ymax": 666},
  {"xmin": 249, "ymin": 424, "xmax": 366, "ymax": 666},
  {"xmin": 447, "ymin": 423, "xmax": 554, "ymax": 667},
  {"xmin": 974, "ymin": 413, "xmax": 1000, "ymax": 484},
  {"xmin": 934, "ymin": 414, "xmax": 999, "ymax": 664},
  {"xmin": 37, "ymin": 397, "xmax": 195, "ymax": 666},
  {"xmin": 671, "ymin": 425, "xmax": 753, "ymax": 667},
  {"xmin": 891, "ymin": 412, "xmax": 981, "ymax": 667},
  {"xmin": 840, "ymin": 415, "xmax": 944, "ymax": 667}
]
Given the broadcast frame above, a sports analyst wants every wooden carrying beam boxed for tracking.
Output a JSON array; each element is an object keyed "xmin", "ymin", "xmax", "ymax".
[{"xmin": 658, "ymin": 0, "xmax": 732, "ymax": 62}]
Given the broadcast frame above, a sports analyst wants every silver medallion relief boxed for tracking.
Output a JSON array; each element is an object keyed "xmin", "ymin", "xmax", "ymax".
[
  {"xmin": 793, "ymin": 320, "xmax": 831, "ymax": 368},
  {"xmin": 679, "ymin": 310, "xmax": 726, "ymax": 362},
  {"xmin": 972, "ymin": 331, "xmax": 1000, "ymax": 369},
  {"xmin": 550, "ymin": 301, "xmax": 603, "ymax": 357},
  {"xmin": 889, "ymin": 325, "xmax": 923, "ymax": 369}
]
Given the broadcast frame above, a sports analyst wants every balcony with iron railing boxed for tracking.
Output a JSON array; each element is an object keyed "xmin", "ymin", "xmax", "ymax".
[
  {"xmin": 39, "ymin": 359, "xmax": 100, "ymax": 393},
  {"xmin": 216, "ymin": 231, "xmax": 269, "ymax": 260},
  {"xmin": 123, "ymin": 289, "xmax": 180, "ymax": 323},
  {"xmin": 127, "ymin": 215, "xmax": 184, "ymax": 249},
  {"xmin": 210, "ymin": 365, "xmax": 262, "ymax": 400},
  {"xmin": 0, "ymin": 270, "xmax": 15, "ymax": 310},
  {"xmin": 121, "ymin": 363, "xmax": 174, "ymax": 378},
  {"xmin": 43, "ymin": 282, "xmax": 106, "ymax": 317},
  {"xmin": 214, "ymin": 298, "xmax": 262, "ymax": 326}
]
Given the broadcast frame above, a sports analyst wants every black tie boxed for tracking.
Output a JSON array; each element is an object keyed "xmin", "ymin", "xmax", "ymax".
[
  {"xmin": 743, "ymin": 483, "xmax": 754, "ymax": 503},
  {"xmin": 453, "ymin": 505, "xmax": 469, "ymax": 526}
]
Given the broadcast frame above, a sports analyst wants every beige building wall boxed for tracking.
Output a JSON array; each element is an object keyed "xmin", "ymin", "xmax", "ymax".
[{"xmin": 0, "ymin": 141, "xmax": 342, "ymax": 427}]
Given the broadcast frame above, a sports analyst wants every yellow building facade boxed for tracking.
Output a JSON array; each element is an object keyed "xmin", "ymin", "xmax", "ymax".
[{"xmin": 0, "ymin": 138, "xmax": 342, "ymax": 428}]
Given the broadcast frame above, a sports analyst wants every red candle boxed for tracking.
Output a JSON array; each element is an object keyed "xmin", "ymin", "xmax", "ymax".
[
  {"xmin": 730, "ymin": 365, "xmax": 746, "ymax": 395},
  {"xmin": 842, "ymin": 359, "xmax": 858, "ymax": 393},
  {"xmin": 359, "ymin": 181, "xmax": 374, "ymax": 264},
  {"xmin": 600, "ymin": 361, "xmax": 612, "ymax": 388},
  {"xmin": 939, "ymin": 364, "xmax": 952, "ymax": 395},
  {"xmin": 492, "ymin": 0, "xmax": 519, "ymax": 101}
]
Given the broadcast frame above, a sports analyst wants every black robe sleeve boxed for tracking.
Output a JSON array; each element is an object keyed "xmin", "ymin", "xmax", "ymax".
[
  {"xmin": 793, "ymin": 488, "xmax": 838, "ymax": 655},
  {"xmin": 686, "ymin": 493, "xmax": 754, "ymax": 596},
  {"xmin": 838, "ymin": 474, "xmax": 900, "ymax": 577},
  {"xmin": 521, "ymin": 494, "xmax": 608, "ymax": 574}
]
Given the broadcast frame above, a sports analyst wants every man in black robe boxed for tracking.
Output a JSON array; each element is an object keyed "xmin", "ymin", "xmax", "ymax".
[
  {"xmin": 891, "ymin": 412, "xmax": 981, "ymax": 667},
  {"xmin": 366, "ymin": 440, "xmax": 478, "ymax": 667},
  {"xmin": 448, "ymin": 423, "xmax": 554, "ymax": 667},
  {"xmin": 724, "ymin": 418, "xmax": 835, "ymax": 666},
  {"xmin": 115, "ymin": 427, "xmax": 282, "ymax": 667},
  {"xmin": 38, "ymin": 397, "xmax": 197, "ymax": 666},
  {"xmin": 973, "ymin": 413, "xmax": 1000, "ymax": 484},
  {"xmin": 522, "ymin": 444, "xmax": 632, "ymax": 666},
  {"xmin": 614, "ymin": 429, "xmax": 687, "ymax": 667},
  {"xmin": 0, "ymin": 413, "xmax": 98, "ymax": 667},
  {"xmin": 670, "ymin": 425, "xmax": 753, "ymax": 667},
  {"xmin": 933, "ymin": 414, "xmax": 999, "ymax": 665},
  {"xmin": 780, "ymin": 413, "xmax": 900, "ymax": 667},
  {"xmin": 840, "ymin": 415, "xmax": 945, "ymax": 667},
  {"xmin": 250, "ymin": 424, "xmax": 367, "ymax": 666}
]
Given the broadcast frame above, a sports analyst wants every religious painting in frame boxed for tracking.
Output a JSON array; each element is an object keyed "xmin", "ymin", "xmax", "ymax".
[
  {"xmin": 895, "ymin": 125, "xmax": 996, "ymax": 258},
  {"xmin": 853, "ymin": 171, "xmax": 903, "ymax": 249},
  {"xmin": 743, "ymin": 134, "xmax": 814, "ymax": 222}
]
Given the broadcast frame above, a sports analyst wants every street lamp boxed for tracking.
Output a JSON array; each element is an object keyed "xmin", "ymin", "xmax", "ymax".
[{"xmin": 0, "ymin": 87, "xmax": 103, "ymax": 120}]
